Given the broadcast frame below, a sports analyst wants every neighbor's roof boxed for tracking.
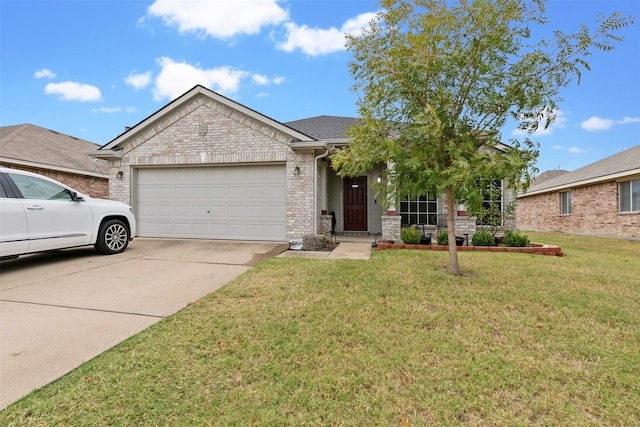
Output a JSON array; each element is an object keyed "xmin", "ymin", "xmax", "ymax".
[
  {"xmin": 520, "ymin": 144, "xmax": 640, "ymax": 197},
  {"xmin": 0, "ymin": 124, "xmax": 107, "ymax": 177},
  {"xmin": 531, "ymin": 169, "xmax": 570, "ymax": 186}
]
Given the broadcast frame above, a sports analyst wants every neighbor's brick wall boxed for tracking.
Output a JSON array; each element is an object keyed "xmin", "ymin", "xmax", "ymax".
[
  {"xmin": 0, "ymin": 163, "xmax": 108, "ymax": 199},
  {"xmin": 106, "ymin": 94, "xmax": 315, "ymax": 240},
  {"xmin": 517, "ymin": 180, "xmax": 640, "ymax": 238}
]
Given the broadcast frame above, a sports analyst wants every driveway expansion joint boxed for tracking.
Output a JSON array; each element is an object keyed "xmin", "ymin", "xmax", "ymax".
[{"xmin": 0, "ymin": 299, "xmax": 164, "ymax": 319}]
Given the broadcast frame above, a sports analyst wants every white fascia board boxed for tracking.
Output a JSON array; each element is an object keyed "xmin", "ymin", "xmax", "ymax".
[
  {"xmin": 86, "ymin": 149, "xmax": 123, "ymax": 160},
  {"xmin": 289, "ymin": 138, "xmax": 352, "ymax": 152},
  {"xmin": 518, "ymin": 168, "xmax": 640, "ymax": 198},
  {"xmin": 0, "ymin": 157, "xmax": 108, "ymax": 179}
]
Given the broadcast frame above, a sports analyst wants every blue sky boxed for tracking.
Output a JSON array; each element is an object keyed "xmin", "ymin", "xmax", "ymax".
[{"xmin": 1, "ymin": 0, "xmax": 638, "ymax": 174}]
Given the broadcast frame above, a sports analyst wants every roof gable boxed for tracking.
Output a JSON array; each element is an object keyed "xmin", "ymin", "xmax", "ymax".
[
  {"xmin": 99, "ymin": 85, "xmax": 314, "ymax": 153},
  {"xmin": 522, "ymin": 144, "xmax": 640, "ymax": 196},
  {"xmin": 0, "ymin": 124, "xmax": 107, "ymax": 177}
]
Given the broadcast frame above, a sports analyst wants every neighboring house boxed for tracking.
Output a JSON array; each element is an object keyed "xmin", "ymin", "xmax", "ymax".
[
  {"xmin": 89, "ymin": 85, "xmax": 514, "ymax": 242},
  {"xmin": 517, "ymin": 145, "xmax": 640, "ymax": 239},
  {"xmin": 0, "ymin": 124, "xmax": 108, "ymax": 198}
]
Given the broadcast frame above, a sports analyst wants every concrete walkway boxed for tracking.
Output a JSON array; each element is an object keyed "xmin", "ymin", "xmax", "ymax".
[{"xmin": 277, "ymin": 235, "xmax": 374, "ymax": 260}]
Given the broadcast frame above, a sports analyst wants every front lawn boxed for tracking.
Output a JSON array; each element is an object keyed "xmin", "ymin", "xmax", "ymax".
[{"xmin": 2, "ymin": 232, "xmax": 639, "ymax": 426}]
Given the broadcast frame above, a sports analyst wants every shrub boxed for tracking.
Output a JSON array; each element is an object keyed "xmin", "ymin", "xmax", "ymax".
[
  {"xmin": 401, "ymin": 226, "xmax": 421, "ymax": 244},
  {"xmin": 472, "ymin": 229, "xmax": 496, "ymax": 246},
  {"xmin": 436, "ymin": 231, "xmax": 448, "ymax": 245},
  {"xmin": 503, "ymin": 230, "xmax": 529, "ymax": 247}
]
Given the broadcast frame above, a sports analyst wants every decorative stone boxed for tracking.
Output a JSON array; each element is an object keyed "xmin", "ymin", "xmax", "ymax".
[{"xmin": 302, "ymin": 234, "xmax": 327, "ymax": 251}]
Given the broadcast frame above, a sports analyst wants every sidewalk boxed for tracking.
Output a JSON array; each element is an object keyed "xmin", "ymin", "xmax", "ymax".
[{"xmin": 277, "ymin": 235, "xmax": 374, "ymax": 260}]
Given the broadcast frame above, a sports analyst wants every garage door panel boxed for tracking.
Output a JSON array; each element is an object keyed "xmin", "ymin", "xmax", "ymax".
[
  {"xmin": 137, "ymin": 166, "xmax": 285, "ymax": 241},
  {"xmin": 266, "ymin": 206, "xmax": 285, "ymax": 218},
  {"xmin": 246, "ymin": 205, "xmax": 265, "ymax": 218}
]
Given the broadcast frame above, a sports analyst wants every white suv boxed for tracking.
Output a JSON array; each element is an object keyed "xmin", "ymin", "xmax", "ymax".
[{"xmin": 0, "ymin": 167, "xmax": 136, "ymax": 259}]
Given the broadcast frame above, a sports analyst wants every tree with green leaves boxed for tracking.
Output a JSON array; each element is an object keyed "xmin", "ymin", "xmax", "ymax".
[{"xmin": 331, "ymin": 0, "xmax": 634, "ymax": 275}]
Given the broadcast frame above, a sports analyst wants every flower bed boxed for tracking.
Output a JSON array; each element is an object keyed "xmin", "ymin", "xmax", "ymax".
[{"xmin": 374, "ymin": 242, "xmax": 563, "ymax": 256}]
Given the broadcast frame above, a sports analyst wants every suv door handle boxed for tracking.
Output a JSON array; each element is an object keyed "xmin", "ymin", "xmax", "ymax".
[{"xmin": 26, "ymin": 205, "xmax": 44, "ymax": 210}]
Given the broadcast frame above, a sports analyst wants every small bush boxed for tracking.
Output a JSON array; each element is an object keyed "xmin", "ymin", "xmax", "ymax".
[
  {"xmin": 401, "ymin": 226, "xmax": 421, "ymax": 244},
  {"xmin": 472, "ymin": 229, "xmax": 496, "ymax": 246},
  {"xmin": 503, "ymin": 230, "xmax": 529, "ymax": 247},
  {"xmin": 436, "ymin": 231, "xmax": 448, "ymax": 245}
]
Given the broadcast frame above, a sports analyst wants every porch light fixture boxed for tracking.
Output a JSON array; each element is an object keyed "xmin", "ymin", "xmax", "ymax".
[
  {"xmin": 376, "ymin": 174, "xmax": 382, "ymax": 183},
  {"xmin": 115, "ymin": 171, "xmax": 123, "ymax": 179},
  {"xmin": 294, "ymin": 166, "xmax": 301, "ymax": 176}
]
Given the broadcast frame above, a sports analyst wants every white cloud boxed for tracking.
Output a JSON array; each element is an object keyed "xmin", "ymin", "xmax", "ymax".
[
  {"xmin": 147, "ymin": 0, "xmax": 288, "ymax": 39},
  {"xmin": 252, "ymin": 74, "xmax": 270, "ymax": 86},
  {"xmin": 125, "ymin": 71, "xmax": 153, "ymax": 90},
  {"xmin": 44, "ymin": 81, "xmax": 102, "ymax": 101},
  {"xmin": 92, "ymin": 106, "xmax": 122, "ymax": 113},
  {"xmin": 581, "ymin": 116, "xmax": 614, "ymax": 131},
  {"xmin": 153, "ymin": 57, "xmax": 249, "ymax": 100},
  {"xmin": 251, "ymin": 73, "xmax": 285, "ymax": 86},
  {"xmin": 552, "ymin": 145, "xmax": 564, "ymax": 150},
  {"xmin": 568, "ymin": 147, "xmax": 585, "ymax": 153},
  {"xmin": 581, "ymin": 115, "xmax": 640, "ymax": 131},
  {"xmin": 34, "ymin": 68, "xmax": 56, "ymax": 79},
  {"xmin": 277, "ymin": 12, "xmax": 377, "ymax": 56},
  {"xmin": 621, "ymin": 116, "xmax": 640, "ymax": 125}
]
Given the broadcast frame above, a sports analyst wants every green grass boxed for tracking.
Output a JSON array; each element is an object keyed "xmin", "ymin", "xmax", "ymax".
[{"xmin": 2, "ymin": 232, "xmax": 639, "ymax": 426}]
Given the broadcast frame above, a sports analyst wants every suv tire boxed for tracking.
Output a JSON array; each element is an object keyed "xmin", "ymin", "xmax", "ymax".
[{"xmin": 95, "ymin": 219, "xmax": 130, "ymax": 255}]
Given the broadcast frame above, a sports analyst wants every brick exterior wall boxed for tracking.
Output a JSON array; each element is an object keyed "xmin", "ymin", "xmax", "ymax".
[
  {"xmin": 105, "ymin": 93, "xmax": 316, "ymax": 240},
  {"xmin": 516, "ymin": 180, "xmax": 640, "ymax": 239},
  {"xmin": 0, "ymin": 163, "xmax": 108, "ymax": 199}
]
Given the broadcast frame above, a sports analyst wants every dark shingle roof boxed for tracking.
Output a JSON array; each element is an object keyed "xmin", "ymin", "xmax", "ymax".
[
  {"xmin": 0, "ymin": 124, "xmax": 107, "ymax": 176},
  {"xmin": 522, "ymin": 144, "xmax": 640, "ymax": 196},
  {"xmin": 285, "ymin": 115, "xmax": 360, "ymax": 140}
]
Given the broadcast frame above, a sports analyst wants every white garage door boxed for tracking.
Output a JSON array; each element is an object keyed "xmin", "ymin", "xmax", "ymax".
[{"xmin": 136, "ymin": 165, "xmax": 286, "ymax": 241}]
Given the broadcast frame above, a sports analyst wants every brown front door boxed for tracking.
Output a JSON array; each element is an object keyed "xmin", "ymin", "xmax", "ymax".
[{"xmin": 343, "ymin": 176, "xmax": 367, "ymax": 231}]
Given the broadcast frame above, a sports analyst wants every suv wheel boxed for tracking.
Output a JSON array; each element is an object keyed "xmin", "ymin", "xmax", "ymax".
[{"xmin": 95, "ymin": 219, "xmax": 129, "ymax": 255}]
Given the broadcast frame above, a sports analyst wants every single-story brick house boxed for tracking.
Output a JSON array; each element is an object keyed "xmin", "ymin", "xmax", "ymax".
[
  {"xmin": 89, "ymin": 85, "xmax": 514, "ymax": 242},
  {"xmin": 517, "ymin": 145, "xmax": 640, "ymax": 239},
  {"xmin": 0, "ymin": 123, "xmax": 109, "ymax": 198}
]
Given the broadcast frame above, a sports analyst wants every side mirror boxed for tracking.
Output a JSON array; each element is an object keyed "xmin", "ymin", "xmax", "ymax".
[{"xmin": 70, "ymin": 191, "xmax": 84, "ymax": 202}]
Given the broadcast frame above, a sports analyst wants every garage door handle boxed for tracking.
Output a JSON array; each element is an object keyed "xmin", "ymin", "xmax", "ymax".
[{"xmin": 27, "ymin": 206, "xmax": 44, "ymax": 210}]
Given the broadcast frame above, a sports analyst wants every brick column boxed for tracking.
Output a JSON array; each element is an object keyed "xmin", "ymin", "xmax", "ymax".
[{"xmin": 381, "ymin": 215, "xmax": 402, "ymax": 242}]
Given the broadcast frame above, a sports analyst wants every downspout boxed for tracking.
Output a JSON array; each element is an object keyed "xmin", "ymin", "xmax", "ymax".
[{"xmin": 314, "ymin": 145, "xmax": 331, "ymax": 235}]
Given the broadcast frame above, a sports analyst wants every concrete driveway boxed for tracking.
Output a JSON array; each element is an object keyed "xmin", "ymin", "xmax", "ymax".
[{"xmin": 0, "ymin": 238, "xmax": 288, "ymax": 409}]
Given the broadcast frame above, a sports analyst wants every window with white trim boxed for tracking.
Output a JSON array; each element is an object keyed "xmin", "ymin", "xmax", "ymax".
[
  {"xmin": 619, "ymin": 179, "xmax": 640, "ymax": 212},
  {"xmin": 560, "ymin": 191, "xmax": 572, "ymax": 215}
]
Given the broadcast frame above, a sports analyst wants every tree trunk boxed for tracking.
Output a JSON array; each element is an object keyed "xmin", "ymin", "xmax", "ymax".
[{"xmin": 446, "ymin": 185, "xmax": 461, "ymax": 275}]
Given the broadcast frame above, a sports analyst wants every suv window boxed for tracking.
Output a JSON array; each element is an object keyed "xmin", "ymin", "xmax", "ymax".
[{"xmin": 9, "ymin": 173, "xmax": 73, "ymax": 201}]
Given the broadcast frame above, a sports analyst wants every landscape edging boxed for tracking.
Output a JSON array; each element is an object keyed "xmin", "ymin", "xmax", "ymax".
[{"xmin": 373, "ymin": 242, "xmax": 563, "ymax": 257}]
